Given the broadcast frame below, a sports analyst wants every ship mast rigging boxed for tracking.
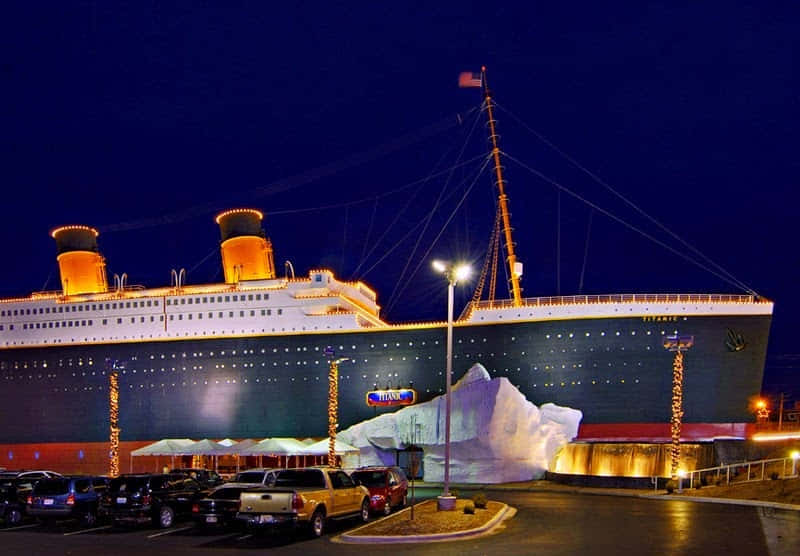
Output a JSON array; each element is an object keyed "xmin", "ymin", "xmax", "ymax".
[{"xmin": 482, "ymin": 67, "xmax": 523, "ymax": 307}]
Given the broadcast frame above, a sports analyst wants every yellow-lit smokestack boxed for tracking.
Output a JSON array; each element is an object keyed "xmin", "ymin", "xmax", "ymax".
[
  {"xmin": 215, "ymin": 208, "xmax": 276, "ymax": 283},
  {"xmin": 51, "ymin": 225, "xmax": 108, "ymax": 296}
]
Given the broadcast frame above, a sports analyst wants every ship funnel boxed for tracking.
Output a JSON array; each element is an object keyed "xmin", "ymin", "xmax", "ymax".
[
  {"xmin": 50, "ymin": 225, "xmax": 108, "ymax": 296},
  {"xmin": 215, "ymin": 208, "xmax": 276, "ymax": 283}
]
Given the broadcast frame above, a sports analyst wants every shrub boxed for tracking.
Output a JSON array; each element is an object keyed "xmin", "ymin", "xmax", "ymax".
[
  {"xmin": 694, "ymin": 481, "xmax": 702, "ymax": 490},
  {"xmin": 770, "ymin": 472, "xmax": 779, "ymax": 481},
  {"xmin": 449, "ymin": 488, "xmax": 459, "ymax": 499},
  {"xmin": 463, "ymin": 501, "xmax": 475, "ymax": 514},
  {"xmin": 472, "ymin": 492, "xmax": 488, "ymax": 509},
  {"xmin": 665, "ymin": 480, "xmax": 677, "ymax": 494}
]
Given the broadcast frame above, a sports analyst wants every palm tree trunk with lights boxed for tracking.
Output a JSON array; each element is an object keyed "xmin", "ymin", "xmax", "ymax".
[
  {"xmin": 663, "ymin": 335, "xmax": 694, "ymax": 479},
  {"xmin": 109, "ymin": 366, "xmax": 120, "ymax": 477}
]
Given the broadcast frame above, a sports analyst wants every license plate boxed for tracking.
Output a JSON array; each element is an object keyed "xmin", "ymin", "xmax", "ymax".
[
  {"xmin": 258, "ymin": 514, "xmax": 273, "ymax": 524},
  {"xmin": 116, "ymin": 497, "xmax": 127, "ymax": 504},
  {"xmin": 206, "ymin": 516, "xmax": 218, "ymax": 523},
  {"xmin": 43, "ymin": 499, "xmax": 54, "ymax": 506}
]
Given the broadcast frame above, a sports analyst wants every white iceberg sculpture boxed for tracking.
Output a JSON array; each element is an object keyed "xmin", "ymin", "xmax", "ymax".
[{"xmin": 338, "ymin": 363, "xmax": 582, "ymax": 483}]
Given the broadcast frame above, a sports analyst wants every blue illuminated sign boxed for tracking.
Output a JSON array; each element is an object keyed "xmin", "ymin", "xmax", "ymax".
[{"xmin": 366, "ymin": 388, "xmax": 417, "ymax": 407}]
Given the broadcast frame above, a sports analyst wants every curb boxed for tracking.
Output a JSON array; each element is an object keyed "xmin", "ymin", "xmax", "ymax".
[{"xmin": 337, "ymin": 503, "xmax": 514, "ymax": 544}]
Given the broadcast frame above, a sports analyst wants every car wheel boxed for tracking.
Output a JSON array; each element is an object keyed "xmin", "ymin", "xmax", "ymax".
[
  {"xmin": 158, "ymin": 506, "xmax": 175, "ymax": 528},
  {"xmin": 7, "ymin": 508, "xmax": 22, "ymax": 526},
  {"xmin": 382, "ymin": 500, "xmax": 392, "ymax": 516},
  {"xmin": 309, "ymin": 509, "xmax": 325, "ymax": 538},
  {"xmin": 359, "ymin": 499, "xmax": 370, "ymax": 523},
  {"xmin": 82, "ymin": 510, "xmax": 97, "ymax": 527}
]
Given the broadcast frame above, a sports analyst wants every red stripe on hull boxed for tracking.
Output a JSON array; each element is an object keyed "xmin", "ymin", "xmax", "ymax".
[{"xmin": 577, "ymin": 423, "xmax": 754, "ymax": 442}]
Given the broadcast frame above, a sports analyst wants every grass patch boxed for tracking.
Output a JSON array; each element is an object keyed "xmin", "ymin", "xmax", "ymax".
[
  {"xmin": 673, "ymin": 476, "xmax": 800, "ymax": 505},
  {"xmin": 349, "ymin": 499, "xmax": 504, "ymax": 536}
]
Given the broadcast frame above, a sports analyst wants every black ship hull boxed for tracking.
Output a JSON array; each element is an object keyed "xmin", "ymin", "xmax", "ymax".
[{"xmin": 0, "ymin": 313, "xmax": 771, "ymax": 445}]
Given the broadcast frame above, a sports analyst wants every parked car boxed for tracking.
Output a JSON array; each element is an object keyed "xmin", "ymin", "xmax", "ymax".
[
  {"xmin": 191, "ymin": 483, "xmax": 258, "ymax": 529},
  {"xmin": 27, "ymin": 476, "xmax": 108, "ymax": 526},
  {"xmin": 0, "ymin": 470, "xmax": 63, "ymax": 481},
  {"xmin": 104, "ymin": 474, "xmax": 207, "ymax": 528},
  {"xmin": 0, "ymin": 479, "xmax": 32, "ymax": 526},
  {"xmin": 350, "ymin": 467, "xmax": 408, "ymax": 516},
  {"xmin": 169, "ymin": 468, "xmax": 224, "ymax": 488},
  {"xmin": 232, "ymin": 468, "xmax": 280, "ymax": 486}
]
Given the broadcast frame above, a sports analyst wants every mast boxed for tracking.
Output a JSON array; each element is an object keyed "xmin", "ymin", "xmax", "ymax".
[{"xmin": 482, "ymin": 67, "xmax": 523, "ymax": 306}]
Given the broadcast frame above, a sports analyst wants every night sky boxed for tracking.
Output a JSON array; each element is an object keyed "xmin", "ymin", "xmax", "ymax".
[{"xmin": 1, "ymin": 3, "xmax": 798, "ymax": 401}]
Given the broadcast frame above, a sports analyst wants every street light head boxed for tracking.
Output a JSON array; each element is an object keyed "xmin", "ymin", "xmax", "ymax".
[
  {"xmin": 756, "ymin": 399, "xmax": 766, "ymax": 409},
  {"xmin": 432, "ymin": 260, "xmax": 447, "ymax": 273},
  {"xmin": 791, "ymin": 450, "xmax": 800, "ymax": 461},
  {"xmin": 454, "ymin": 264, "xmax": 472, "ymax": 283},
  {"xmin": 677, "ymin": 469, "xmax": 687, "ymax": 478}
]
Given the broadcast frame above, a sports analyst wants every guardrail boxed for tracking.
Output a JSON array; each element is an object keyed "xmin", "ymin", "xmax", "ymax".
[
  {"xmin": 684, "ymin": 456, "xmax": 799, "ymax": 489},
  {"xmin": 472, "ymin": 293, "xmax": 761, "ymax": 311}
]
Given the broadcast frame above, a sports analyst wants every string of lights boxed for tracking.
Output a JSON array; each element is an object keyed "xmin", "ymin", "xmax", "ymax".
[
  {"xmin": 109, "ymin": 369, "xmax": 120, "ymax": 477},
  {"xmin": 328, "ymin": 359, "xmax": 339, "ymax": 468},
  {"xmin": 670, "ymin": 350, "xmax": 684, "ymax": 479}
]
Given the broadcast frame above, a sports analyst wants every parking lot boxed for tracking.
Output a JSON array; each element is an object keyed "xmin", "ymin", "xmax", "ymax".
[
  {"xmin": 0, "ymin": 508, "xmax": 399, "ymax": 555},
  {"xmin": 4, "ymin": 488, "xmax": 799, "ymax": 556},
  {"xmin": 0, "ymin": 486, "xmax": 441, "ymax": 555}
]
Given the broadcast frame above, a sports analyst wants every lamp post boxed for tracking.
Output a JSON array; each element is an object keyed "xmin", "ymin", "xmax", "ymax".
[
  {"xmin": 791, "ymin": 450, "xmax": 799, "ymax": 476},
  {"xmin": 432, "ymin": 260, "xmax": 471, "ymax": 511}
]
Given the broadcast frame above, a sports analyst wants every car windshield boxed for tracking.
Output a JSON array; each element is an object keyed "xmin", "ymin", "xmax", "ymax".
[
  {"xmin": 32, "ymin": 478, "xmax": 70, "ymax": 495},
  {"xmin": 234, "ymin": 471, "xmax": 265, "ymax": 484},
  {"xmin": 351, "ymin": 471, "xmax": 387, "ymax": 487},
  {"xmin": 109, "ymin": 477, "xmax": 148, "ymax": 493},
  {"xmin": 210, "ymin": 487, "xmax": 246, "ymax": 500}
]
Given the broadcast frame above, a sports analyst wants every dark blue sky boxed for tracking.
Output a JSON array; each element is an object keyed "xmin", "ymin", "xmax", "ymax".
[{"xmin": 1, "ymin": 2, "xmax": 797, "ymax": 397}]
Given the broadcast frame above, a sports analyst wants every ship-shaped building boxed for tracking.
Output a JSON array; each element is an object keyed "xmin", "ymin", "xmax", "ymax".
[
  {"xmin": 0, "ymin": 73, "xmax": 773, "ymax": 474},
  {"xmin": 0, "ymin": 206, "xmax": 772, "ymax": 473}
]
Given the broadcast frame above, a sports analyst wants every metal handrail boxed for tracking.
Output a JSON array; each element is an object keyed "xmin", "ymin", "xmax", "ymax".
[
  {"xmin": 685, "ymin": 456, "xmax": 798, "ymax": 488},
  {"xmin": 473, "ymin": 293, "xmax": 763, "ymax": 311}
]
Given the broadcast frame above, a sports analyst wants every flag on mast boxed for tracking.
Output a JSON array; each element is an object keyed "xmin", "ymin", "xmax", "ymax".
[{"xmin": 458, "ymin": 71, "xmax": 482, "ymax": 88}]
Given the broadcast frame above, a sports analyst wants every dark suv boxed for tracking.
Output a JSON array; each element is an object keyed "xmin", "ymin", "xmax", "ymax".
[
  {"xmin": 350, "ymin": 466, "xmax": 408, "ymax": 516},
  {"xmin": 169, "ymin": 468, "xmax": 224, "ymax": 488},
  {"xmin": 105, "ymin": 474, "xmax": 207, "ymax": 528},
  {"xmin": 27, "ymin": 476, "xmax": 108, "ymax": 526},
  {"xmin": 1, "ymin": 479, "xmax": 32, "ymax": 526}
]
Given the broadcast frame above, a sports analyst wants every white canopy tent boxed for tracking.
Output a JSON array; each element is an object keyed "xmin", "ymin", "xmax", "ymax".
[
  {"xmin": 183, "ymin": 439, "xmax": 228, "ymax": 470},
  {"xmin": 217, "ymin": 438, "xmax": 258, "ymax": 472},
  {"xmin": 129, "ymin": 438, "xmax": 195, "ymax": 472},
  {"xmin": 301, "ymin": 438, "xmax": 360, "ymax": 456},
  {"xmin": 247, "ymin": 437, "xmax": 309, "ymax": 468}
]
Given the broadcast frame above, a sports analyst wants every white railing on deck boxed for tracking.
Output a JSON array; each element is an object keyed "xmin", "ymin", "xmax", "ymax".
[{"xmin": 472, "ymin": 293, "xmax": 761, "ymax": 311}]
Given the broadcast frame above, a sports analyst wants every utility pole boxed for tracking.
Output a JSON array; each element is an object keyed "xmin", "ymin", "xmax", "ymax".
[{"xmin": 778, "ymin": 392, "xmax": 785, "ymax": 431}]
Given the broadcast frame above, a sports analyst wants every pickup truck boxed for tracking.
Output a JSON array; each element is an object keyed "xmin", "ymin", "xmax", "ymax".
[{"xmin": 236, "ymin": 467, "xmax": 370, "ymax": 537}]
